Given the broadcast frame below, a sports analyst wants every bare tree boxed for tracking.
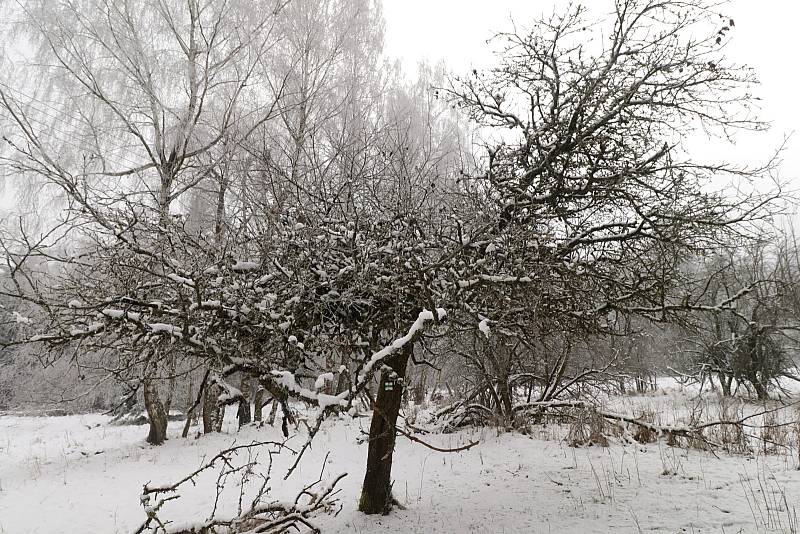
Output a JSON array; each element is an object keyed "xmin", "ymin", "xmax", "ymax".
[
  {"xmin": 682, "ymin": 241, "xmax": 800, "ymax": 399},
  {"xmin": 0, "ymin": 0, "xmax": 789, "ymax": 524},
  {"xmin": 441, "ymin": 0, "xmax": 780, "ymax": 359},
  {"xmin": 0, "ymin": 0, "xmax": 289, "ymax": 444}
]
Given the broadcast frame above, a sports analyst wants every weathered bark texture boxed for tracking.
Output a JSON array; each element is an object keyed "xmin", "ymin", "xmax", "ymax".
[
  {"xmin": 358, "ymin": 346, "xmax": 411, "ymax": 514},
  {"xmin": 237, "ymin": 376, "xmax": 252, "ymax": 428},
  {"xmin": 268, "ymin": 398, "xmax": 279, "ymax": 426},
  {"xmin": 253, "ymin": 387, "xmax": 264, "ymax": 422},
  {"xmin": 203, "ymin": 384, "xmax": 222, "ymax": 433},
  {"xmin": 143, "ymin": 377, "xmax": 168, "ymax": 445}
]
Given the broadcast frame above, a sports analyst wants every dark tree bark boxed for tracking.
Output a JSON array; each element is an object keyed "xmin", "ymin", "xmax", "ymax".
[
  {"xmin": 336, "ymin": 359, "xmax": 349, "ymax": 395},
  {"xmin": 203, "ymin": 384, "xmax": 221, "ymax": 433},
  {"xmin": 719, "ymin": 372, "xmax": 732, "ymax": 397},
  {"xmin": 237, "ymin": 375, "xmax": 252, "ymax": 428},
  {"xmin": 267, "ymin": 398, "xmax": 279, "ymax": 426},
  {"xmin": 237, "ymin": 401, "xmax": 251, "ymax": 427},
  {"xmin": 181, "ymin": 370, "xmax": 210, "ymax": 438},
  {"xmin": 358, "ymin": 346, "xmax": 411, "ymax": 515},
  {"xmin": 496, "ymin": 380, "xmax": 513, "ymax": 426},
  {"xmin": 143, "ymin": 377, "xmax": 168, "ymax": 445},
  {"xmin": 413, "ymin": 365, "xmax": 427, "ymax": 405},
  {"xmin": 253, "ymin": 387, "xmax": 264, "ymax": 422},
  {"xmin": 753, "ymin": 378, "xmax": 769, "ymax": 401},
  {"xmin": 185, "ymin": 375, "xmax": 195, "ymax": 421},
  {"xmin": 163, "ymin": 351, "xmax": 177, "ymax": 418}
]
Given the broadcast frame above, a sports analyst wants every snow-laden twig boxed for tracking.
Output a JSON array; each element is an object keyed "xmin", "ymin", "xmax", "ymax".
[{"xmin": 356, "ymin": 308, "xmax": 447, "ymax": 385}]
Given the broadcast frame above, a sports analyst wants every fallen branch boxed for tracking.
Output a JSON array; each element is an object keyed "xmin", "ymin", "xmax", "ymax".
[
  {"xmin": 132, "ymin": 440, "xmax": 345, "ymax": 534},
  {"xmin": 513, "ymin": 399, "xmax": 800, "ymax": 450}
]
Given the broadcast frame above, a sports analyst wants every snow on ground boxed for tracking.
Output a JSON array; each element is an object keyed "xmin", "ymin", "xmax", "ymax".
[{"xmin": 1, "ymin": 387, "xmax": 800, "ymax": 533}]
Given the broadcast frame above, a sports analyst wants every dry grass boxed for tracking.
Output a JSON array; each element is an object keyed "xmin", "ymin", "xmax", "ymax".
[
  {"xmin": 740, "ymin": 462, "xmax": 799, "ymax": 533},
  {"xmin": 568, "ymin": 408, "xmax": 609, "ymax": 448}
]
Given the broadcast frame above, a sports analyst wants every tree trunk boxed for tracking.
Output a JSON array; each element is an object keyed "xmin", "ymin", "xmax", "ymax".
[
  {"xmin": 753, "ymin": 379, "xmax": 769, "ymax": 401},
  {"xmin": 268, "ymin": 398, "xmax": 279, "ymax": 426},
  {"xmin": 203, "ymin": 384, "xmax": 221, "ymax": 433},
  {"xmin": 237, "ymin": 401, "xmax": 251, "ymax": 427},
  {"xmin": 719, "ymin": 373, "xmax": 732, "ymax": 397},
  {"xmin": 143, "ymin": 378, "xmax": 168, "ymax": 445},
  {"xmin": 496, "ymin": 378, "xmax": 513, "ymax": 425},
  {"xmin": 163, "ymin": 351, "xmax": 177, "ymax": 417},
  {"xmin": 253, "ymin": 388, "xmax": 264, "ymax": 422},
  {"xmin": 706, "ymin": 372, "xmax": 716, "ymax": 392},
  {"xmin": 336, "ymin": 353, "xmax": 349, "ymax": 395},
  {"xmin": 636, "ymin": 375, "xmax": 646, "ymax": 394},
  {"xmin": 237, "ymin": 375, "xmax": 252, "ymax": 428},
  {"xmin": 413, "ymin": 366, "xmax": 426, "ymax": 405},
  {"xmin": 358, "ymin": 347, "xmax": 410, "ymax": 515},
  {"xmin": 186, "ymin": 374, "xmax": 195, "ymax": 421}
]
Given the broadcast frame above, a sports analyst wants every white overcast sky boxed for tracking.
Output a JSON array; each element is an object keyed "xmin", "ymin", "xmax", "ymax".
[{"xmin": 383, "ymin": 0, "xmax": 800, "ymax": 188}]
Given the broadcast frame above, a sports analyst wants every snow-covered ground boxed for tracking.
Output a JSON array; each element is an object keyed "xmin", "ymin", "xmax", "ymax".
[{"xmin": 2, "ymin": 386, "xmax": 800, "ymax": 533}]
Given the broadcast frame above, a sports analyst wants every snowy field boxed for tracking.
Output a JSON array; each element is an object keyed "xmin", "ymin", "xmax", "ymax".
[{"xmin": 2, "ymin": 384, "xmax": 800, "ymax": 533}]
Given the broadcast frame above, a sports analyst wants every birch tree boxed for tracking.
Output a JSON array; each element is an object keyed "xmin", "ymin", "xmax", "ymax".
[
  {"xmin": 0, "ymin": 0, "xmax": 289, "ymax": 444},
  {"xmin": 0, "ymin": 0, "xmax": 789, "ymax": 525}
]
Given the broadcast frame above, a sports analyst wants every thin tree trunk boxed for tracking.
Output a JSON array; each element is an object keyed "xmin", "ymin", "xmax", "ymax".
[
  {"xmin": 163, "ymin": 352, "xmax": 177, "ymax": 416},
  {"xmin": 719, "ymin": 372, "xmax": 732, "ymax": 397},
  {"xmin": 237, "ymin": 375, "xmax": 252, "ymax": 428},
  {"xmin": 186, "ymin": 374, "xmax": 194, "ymax": 420},
  {"xmin": 496, "ymin": 371, "xmax": 513, "ymax": 426},
  {"xmin": 148, "ymin": 163, "xmax": 174, "ymax": 446},
  {"xmin": 268, "ymin": 398, "xmax": 279, "ymax": 426},
  {"xmin": 413, "ymin": 366, "xmax": 426, "ymax": 405},
  {"xmin": 254, "ymin": 387, "xmax": 264, "ymax": 422},
  {"xmin": 336, "ymin": 353, "xmax": 349, "ymax": 395},
  {"xmin": 182, "ymin": 369, "xmax": 210, "ymax": 438},
  {"xmin": 358, "ymin": 346, "xmax": 410, "ymax": 515}
]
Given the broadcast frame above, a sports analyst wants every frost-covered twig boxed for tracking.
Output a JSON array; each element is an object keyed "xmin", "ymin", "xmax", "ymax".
[{"xmin": 132, "ymin": 440, "xmax": 346, "ymax": 534}]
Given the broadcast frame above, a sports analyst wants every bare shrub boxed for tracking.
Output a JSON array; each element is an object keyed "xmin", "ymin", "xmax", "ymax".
[
  {"xmin": 568, "ymin": 408, "xmax": 609, "ymax": 448},
  {"xmin": 715, "ymin": 397, "xmax": 748, "ymax": 454},
  {"xmin": 632, "ymin": 409, "xmax": 657, "ymax": 444},
  {"xmin": 760, "ymin": 410, "xmax": 790, "ymax": 455}
]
